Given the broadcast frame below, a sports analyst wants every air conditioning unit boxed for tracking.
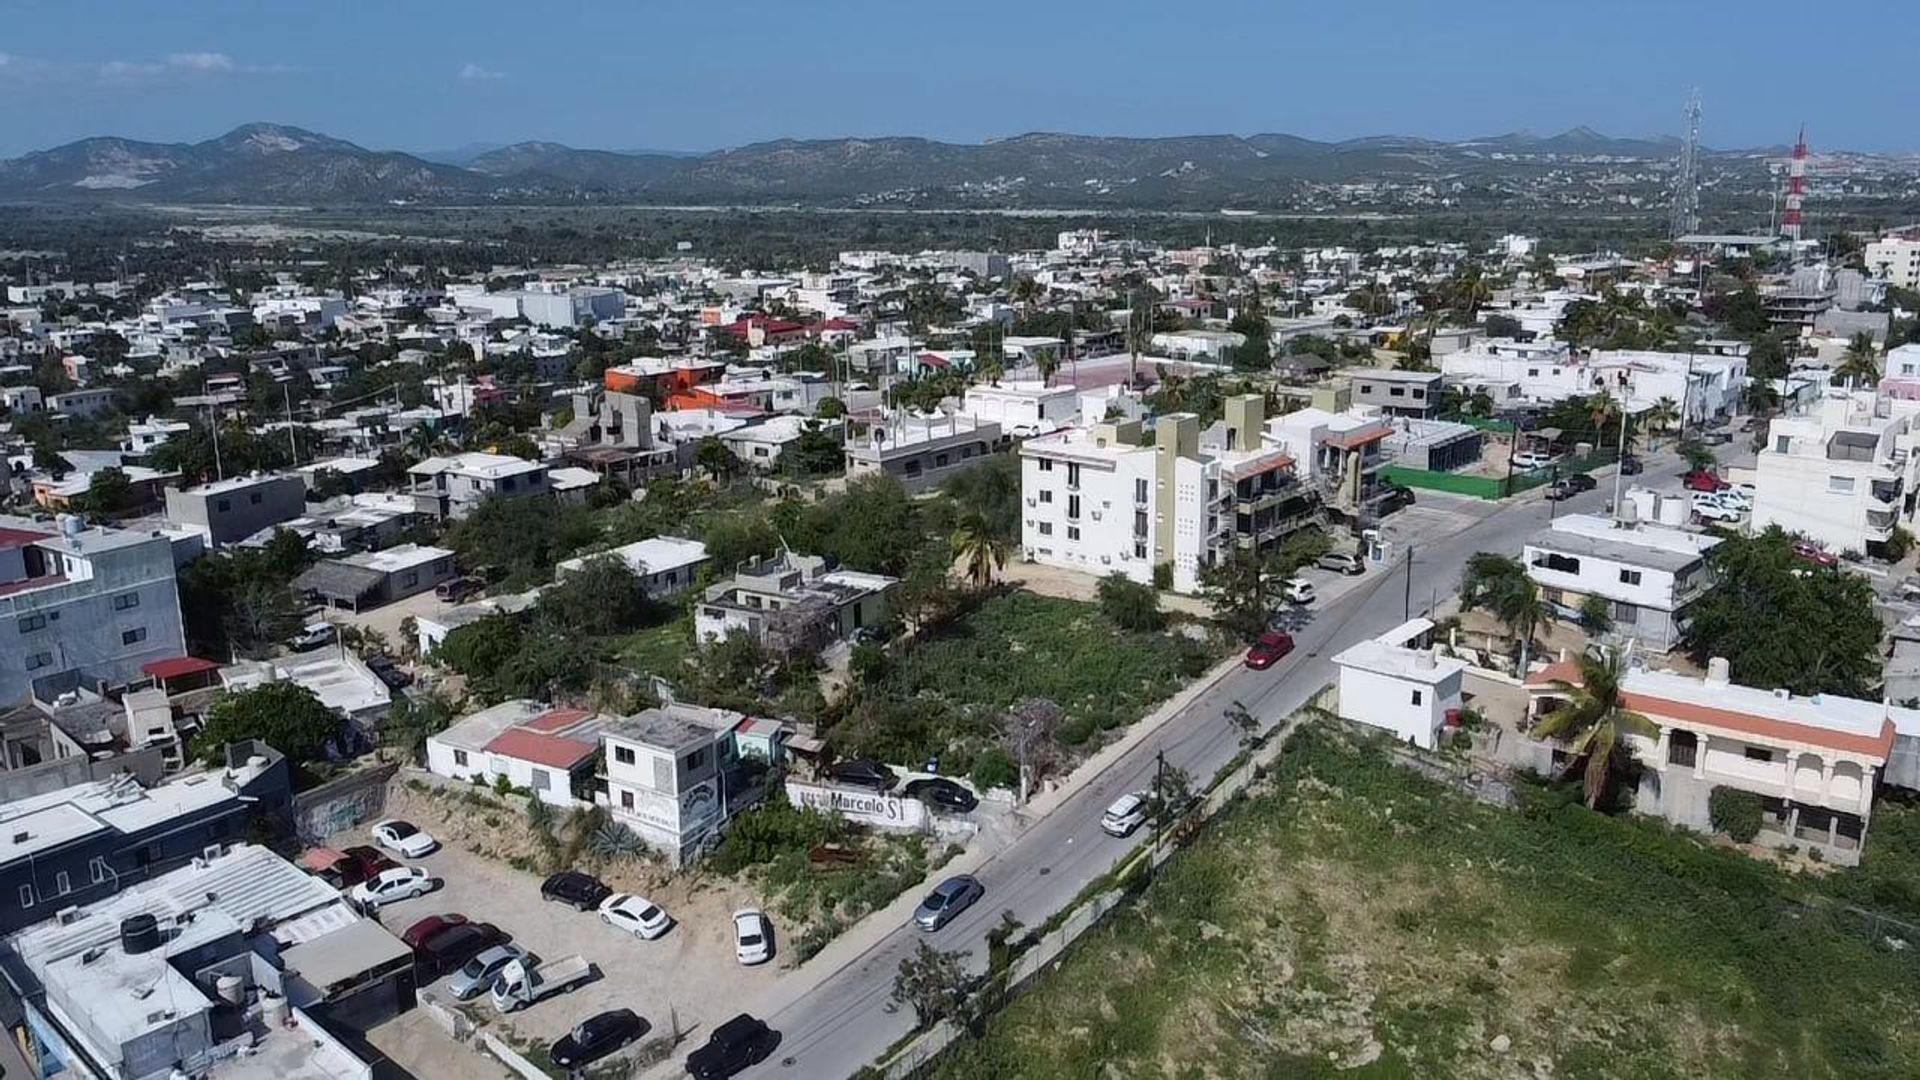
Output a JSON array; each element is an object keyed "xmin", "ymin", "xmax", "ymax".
[
  {"xmin": 1090, "ymin": 511, "xmax": 1103, "ymax": 521},
  {"xmin": 201, "ymin": 844, "xmax": 223, "ymax": 862},
  {"xmin": 55, "ymin": 907, "xmax": 80, "ymax": 926}
]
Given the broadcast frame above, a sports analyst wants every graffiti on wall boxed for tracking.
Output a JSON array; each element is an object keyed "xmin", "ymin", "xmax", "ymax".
[{"xmin": 293, "ymin": 764, "xmax": 398, "ymax": 843}]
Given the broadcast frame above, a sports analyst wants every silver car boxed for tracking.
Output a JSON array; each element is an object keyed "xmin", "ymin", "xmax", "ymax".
[
  {"xmin": 913, "ymin": 875, "xmax": 983, "ymax": 932},
  {"xmin": 447, "ymin": 944, "xmax": 531, "ymax": 1001}
]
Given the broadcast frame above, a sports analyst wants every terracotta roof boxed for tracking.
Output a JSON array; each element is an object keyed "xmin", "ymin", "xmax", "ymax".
[
  {"xmin": 483, "ymin": 728, "xmax": 598, "ymax": 770},
  {"xmin": 0, "ymin": 527, "xmax": 52, "ymax": 549},
  {"xmin": 525, "ymin": 707, "xmax": 591, "ymax": 733},
  {"xmin": 1527, "ymin": 662, "xmax": 1895, "ymax": 759},
  {"xmin": 1319, "ymin": 424, "xmax": 1392, "ymax": 451},
  {"xmin": 142, "ymin": 656, "xmax": 221, "ymax": 680}
]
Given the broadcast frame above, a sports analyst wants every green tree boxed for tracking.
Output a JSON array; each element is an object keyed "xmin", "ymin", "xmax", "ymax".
[
  {"xmin": 1097, "ymin": 573, "xmax": 1164, "ymax": 632},
  {"xmin": 1460, "ymin": 553, "xmax": 1550, "ymax": 672},
  {"xmin": 447, "ymin": 496, "xmax": 598, "ymax": 589},
  {"xmin": 535, "ymin": 557, "xmax": 654, "ymax": 638},
  {"xmin": 783, "ymin": 422, "xmax": 844, "ymax": 477},
  {"xmin": 951, "ymin": 511, "xmax": 1009, "ymax": 591},
  {"xmin": 1577, "ymin": 594, "xmax": 1614, "ymax": 637},
  {"xmin": 197, "ymin": 683, "xmax": 342, "ymax": 767},
  {"xmin": 814, "ymin": 396, "xmax": 847, "ymax": 420},
  {"xmin": 695, "ymin": 437, "xmax": 738, "ymax": 479},
  {"xmin": 1677, "ymin": 439, "xmax": 1715, "ymax": 474},
  {"xmin": 1681, "ymin": 528, "xmax": 1885, "ymax": 697},
  {"xmin": 890, "ymin": 942, "xmax": 972, "ymax": 1029},
  {"xmin": 1532, "ymin": 648, "xmax": 1658, "ymax": 809},
  {"xmin": 941, "ymin": 456, "xmax": 1021, "ymax": 542},
  {"xmin": 380, "ymin": 692, "xmax": 455, "ymax": 763},
  {"xmin": 73, "ymin": 467, "xmax": 133, "ymax": 518},
  {"xmin": 436, "ymin": 614, "xmax": 526, "ymax": 674},
  {"xmin": 1746, "ymin": 332, "xmax": 1790, "ymax": 382},
  {"xmin": 1833, "ymin": 332, "xmax": 1881, "ymax": 386},
  {"xmin": 1643, "ymin": 397, "xmax": 1680, "ymax": 449}
]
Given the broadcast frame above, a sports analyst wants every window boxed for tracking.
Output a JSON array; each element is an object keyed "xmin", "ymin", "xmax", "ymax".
[
  {"xmin": 25, "ymin": 652, "xmax": 52, "ymax": 672},
  {"xmin": 1389, "ymin": 386, "xmax": 1406, "ymax": 398},
  {"xmin": 18, "ymin": 614, "xmax": 45, "ymax": 633},
  {"xmin": 1828, "ymin": 476, "xmax": 1855, "ymax": 494},
  {"xmin": 90, "ymin": 858, "xmax": 108, "ymax": 885},
  {"xmin": 114, "ymin": 592, "xmax": 139, "ymax": 610},
  {"xmin": 684, "ymin": 748, "xmax": 708, "ymax": 771},
  {"xmin": 1135, "ymin": 478, "xmax": 1149, "ymax": 503},
  {"xmin": 121, "ymin": 627, "xmax": 147, "ymax": 646},
  {"xmin": 1134, "ymin": 541, "xmax": 1148, "ymax": 559},
  {"xmin": 1618, "ymin": 569, "xmax": 1642, "ymax": 586},
  {"xmin": 17, "ymin": 885, "xmax": 30, "ymax": 910},
  {"xmin": 1066, "ymin": 462, "xmax": 1081, "ymax": 487},
  {"xmin": 1412, "ymin": 388, "xmax": 1426, "ymax": 400},
  {"xmin": 904, "ymin": 460, "xmax": 923, "ymax": 478},
  {"xmin": 1744, "ymin": 746, "xmax": 1775, "ymax": 763},
  {"xmin": 1038, "ymin": 522, "xmax": 1053, "ymax": 536},
  {"xmin": 216, "ymin": 499, "xmax": 230, "ymax": 512},
  {"xmin": 1067, "ymin": 525, "xmax": 1081, "ymax": 541},
  {"xmin": 453, "ymin": 749, "xmax": 469, "ymax": 767},
  {"xmin": 935, "ymin": 453, "xmax": 949, "ymax": 468},
  {"xmin": 614, "ymin": 746, "xmax": 635, "ymax": 765},
  {"xmin": 54, "ymin": 872, "xmax": 69, "ymax": 896},
  {"xmin": 1774, "ymin": 435, "xmax": 1791, "ymax": 453},
  {"xmin": 1410, "ymin": 689, "xmax": 1423, "ymax": 706},
  {"xmin": 1038, "ymin": 458, "xmax": 1053, "ymax": 472},
  {"xmin": 620, "ymin": 790, "xmax": 634, "ymax": 809},
  {"xmin": 402, "ymin": 571, "xmax": 419, "ymax": 588},
  {"xmin": 1067, "ymin": 495, "xmax": 1081, "ymax": 520},
  {"xmin": 1039, "ymin": 489, "xmax": 1053, "ymax": 504},
  {"xmin": 248, "ymin": 491, "xmax": 262, "ymax": 505},
  {"xmin": 1611, "ymin": 601, "xmax": 1638, "ymax": 625},
  {"xmin": 532, "ymin": 769, "xmax": 551, "ymax": 791},
  {"xmin": 1133, "ymin": 510, "xmax": 1148, "ymax": 537},
  {"xmin": 1533, "ymin": 552, "xmax": 1581, "ymax": 575},
  {"xmin": 1361, "ymin": 384, "xmax": 1375, "ymax": 393}
]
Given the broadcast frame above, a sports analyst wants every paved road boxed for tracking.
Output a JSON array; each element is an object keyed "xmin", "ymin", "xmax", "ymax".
[{"xmin": 738, "ymin": 448, "xmax": 1706, "ymax": 1080}]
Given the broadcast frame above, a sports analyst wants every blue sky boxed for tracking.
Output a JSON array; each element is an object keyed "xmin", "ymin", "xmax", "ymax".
[{"xmin": 1, "ymin": 1, "xmax": 1912, "ymax": 157}]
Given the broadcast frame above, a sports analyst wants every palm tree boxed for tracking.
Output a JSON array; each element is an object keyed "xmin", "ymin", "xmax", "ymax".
[
  {"xmin": 1011, "ymin": 276, "xmax": 1045, "ymax": 317},
  {"xmin": 405, "ymin": 422, "xmax": 439, "ymax": 462},
  {"xmin": 1834, "ymin": 332, "xmax": 1881, "ymax": 386},
  {"xmin": 951, "ymin": 512, "xmax": 1008, "ymax": 591},
  {"xmin": 1644, "ymin": 397, "xmax": 1680, "ymax": 448},
  {"xmin": 1532, "ymin": 648, "xmax": 1659, "ymax": 809},
  {"xmin": 1034, "ymin": 349, "xmax": 1060, "ymax": 387},
  {"xmin": 1494, "ymin": 576, "xmax": 1551, "ymax": 676}
]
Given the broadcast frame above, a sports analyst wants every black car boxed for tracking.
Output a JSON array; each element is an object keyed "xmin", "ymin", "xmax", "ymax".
[
  {"xmin": 1618, "ymin": 455, "xmax": 1644, "ymax": 476},
  {"xmin": 1544, "ymin": 479, "xmax": 1578, "ymax": 501},
  {"xmin": 541, "ymin": 870, "xmax": 613, "ymax": 911},
  {"xmin": 827, "ymin": 759, "xmax": 898, "ymax": 792},
  {"xmin": 366, "ymin": 655, "xmax": 413, "ymax": 690},
  {"xmin": 551, "ymin": 1008, "xmax": 647, "ymax": 1070},
  {"xmin": 685, "ymin": 1014, "xmax": 780, "ymax": 1080},
  {"xmin": 416, "ymin": 922, "xmax": 508, "ymax": 980},
  {"xmin": 1564, "ymin": 472, "xmax": 1597, "ymax": 492},
  {"xmin": 902, "ymin": 778, "xmax": 979, "ymax": 814}
]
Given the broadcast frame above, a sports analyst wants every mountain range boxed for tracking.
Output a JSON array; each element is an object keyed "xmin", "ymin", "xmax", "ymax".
[{"xmin": 0, "ymin": 122, "xmax": 1776, "ymax": 207}]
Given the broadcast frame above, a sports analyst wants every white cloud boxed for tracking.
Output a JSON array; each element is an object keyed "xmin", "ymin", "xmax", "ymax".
[
  {"xmin": 458, "ymin": 62, "xmax": 504, "ymax": 82},
  {"xmin": 168, "ymin": 51, "xmax": 235, "ymax": 72}
]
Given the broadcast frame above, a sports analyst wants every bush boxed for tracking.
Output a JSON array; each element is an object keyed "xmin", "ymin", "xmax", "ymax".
[
  {"xmin": 1152, "ymin": 562, "xmax": 1174, "ymax": 591},
  {"xmin": 970, "ymin": 747, "xmax": 1019, "ymax": 792},
  {"xmin": 1709, "ymin": 787, "xmax": 1764, "ymax": 843},
  {"xmin": 1097, "ymin": 573, "xmax": 1164, "ymax": 632}
]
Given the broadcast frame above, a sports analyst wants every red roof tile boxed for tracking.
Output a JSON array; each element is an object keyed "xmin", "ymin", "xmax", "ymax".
[
  {"xmin": 142, "ymin": 656, "xmax": 221, "ymax": 680},
  {"xmin": 526, "ymin": 707, "xmax": 590, "ymax": 733},
  {"xmin": 0, "ymin": 527, "xmax": 51, "ymax": 549},
  {"xmin": 483, "ymin": 728, "xmax": 597, "ymax": 770}
]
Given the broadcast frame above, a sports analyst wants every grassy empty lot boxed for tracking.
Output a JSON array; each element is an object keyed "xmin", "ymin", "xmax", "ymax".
[{"xmin": 934, "ymin": 723, "xmax": 1920, "ymax": 1080}]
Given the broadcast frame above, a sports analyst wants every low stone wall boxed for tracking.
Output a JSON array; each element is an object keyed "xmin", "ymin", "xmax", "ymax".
[{"xmin": 293, "ymin": 763, "xmax": 399, "ymax": 843}]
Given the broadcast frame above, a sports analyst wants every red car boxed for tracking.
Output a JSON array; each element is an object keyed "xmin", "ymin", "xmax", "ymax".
[
  {"xmin": 401, "ymin": 913, "xmax": 470, "ymax": 950},
  {"xmin": 1684, "ymin": 471, "xmax": 1727, "ymax": 492},
  {"xmin": 1243, "ymin": 631, "xmax": 1296, "ymax": 670},
  {"xmin": 1791, "ymin": 541, "xmax": 1839, "ymax": 568}
]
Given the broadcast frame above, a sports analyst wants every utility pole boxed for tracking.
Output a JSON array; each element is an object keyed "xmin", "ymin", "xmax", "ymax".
[
  {"xmin": 1151, "ymin": 749, "xmax": 1167, "ymax": 846},
  {"xmin": 1403, "ymin": 542, "xmax": 1414, "ymax": 619},
  {"xmin": 208, "ymin": 402, "xmax": 224, "ymax": 482},
  {"xmin": 283, "ymin": 382, "xmax": 299, "ymax": 464}
]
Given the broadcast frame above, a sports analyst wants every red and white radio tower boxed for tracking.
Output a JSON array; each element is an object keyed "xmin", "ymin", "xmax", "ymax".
[{"xmin": 1780, "ymin": 125, "xmax": 1808, "ymax": 249}]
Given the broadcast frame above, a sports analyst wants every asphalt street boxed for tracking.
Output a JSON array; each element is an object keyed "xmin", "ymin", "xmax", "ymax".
[{"xmin": 739, "ymin": 445, "xmax": 1709, "ymax": 1080}]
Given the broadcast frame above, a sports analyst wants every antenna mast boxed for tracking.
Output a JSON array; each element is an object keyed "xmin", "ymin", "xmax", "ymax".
[{"xmin": 1669, "ymin": 90, "xmax": 1702, "ymax": 240}]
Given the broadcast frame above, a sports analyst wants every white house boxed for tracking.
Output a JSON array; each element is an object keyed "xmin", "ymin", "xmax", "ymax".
[
  {"xmin": 1750, "ymin": 389, "xmax": 1920, "ymax": 555},
  {"xmin": 1528, "ymin": 656, "xmax": 1895, "ymax": 865},
  {"xmin": 555, "ymin": 536, "xmax": 709, "ymax": 599},
  {"xmin": 960, "ymin": 380, "xmax": 1080, "ymax": 438},
  {"xmin": 599, "ymin": 703, "xmax": 740, "ymax": 865},
  {"xmin": 1331, "ymin": 618, "xmax": 1466, "ymax": 750},
  {"xmin": 695, "ymin": 551, "xmax": 895, "ymax": 653},
  {"xmin": 407, "ymin": 451, "xmax": 550, "ymax": 521},
  {"xmin": 1521, "ymin": 513, "xmax": 1720, "ymax": 652},
  {"xmin": 425, "ymin": 701, "xmax": 610, "ymax": 807}
]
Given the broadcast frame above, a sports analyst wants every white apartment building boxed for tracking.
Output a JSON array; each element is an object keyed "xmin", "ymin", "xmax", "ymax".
[
  {"xmin": 1332, "ymin": 618, "xmax": 1466, "ymax": 750},
  {"xmin": 407, "ymin": 451, "xmax": 550, "ymax": 521},
  {"xmin": 1866, "ymin": 237, "xmax": 1920, "ymax": 290},
  {"xmin": 1441, "ymin": 340, "xmax": 1583, "ymax": 403},
  {"xmin": 1020, "ymin": 395, "xmax": 1305, "ymax": 593},
  {"xmin": 600, "ymin": 704, "xmax": 739, "ymax": 865},
  {"xmin": 959, "ymin": 380, "xmax": 1080, "ymax": 438},
  {"xmin": 1589, "ymin": 350, "xmax": 1748, "ymax": 424},
  {"xmin": 1528, "ymin": 657, "xmax": 1896, "ymax": 865},
  {"xmin": 121, "ymin": 416, "xmax": 190, "ymax": 456},
  {"xmin": 1522, "ymin": 513, "xmax": 1720, "ymax": 652},
  {"xmin": 1, "ymin": 516, "xmax": 188, "ymax": 703},
  {"xmin": 1260, "ymin": 391, "xmax": 1394, "ymax": 521},
  {"xmin": 1751, "ymin": 390, "xmax": 1920, "ymax": 554}
]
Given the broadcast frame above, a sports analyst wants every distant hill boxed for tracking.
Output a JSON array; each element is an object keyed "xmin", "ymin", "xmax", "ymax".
[{"xmin": 0, "ymin": 122, "xmax": 1797, "ymax": 207}]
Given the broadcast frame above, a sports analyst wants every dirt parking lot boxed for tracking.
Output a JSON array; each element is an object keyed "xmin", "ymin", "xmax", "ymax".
[{"xmin": 340, "ymin": 783, "xmax": 787, "ymax": 1073}]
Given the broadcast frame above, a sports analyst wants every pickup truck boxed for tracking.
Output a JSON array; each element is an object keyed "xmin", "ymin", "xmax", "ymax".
[{"xmin": 491, "ymin": 955, "xmax": 594, "ymax": 1012}]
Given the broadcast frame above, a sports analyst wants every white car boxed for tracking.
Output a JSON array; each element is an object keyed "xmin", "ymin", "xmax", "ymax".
[
  {"xmin": 1511, "ymin": 450, "xmax": 1557, "ymax": 470},
  {"xmin": 1282, "ymin": 578, "xmax": 1316, "ymax": 605},
  {"xmin": 349, "ymin": 867, "xmax": 433, "ymax": 909},
  {"xmin": 288, "ymin": 622, "xmax": 334, "ymax": 651},
  {"xmin": 1100, "ymin": 792, "xmax": 1149, "ymax": 837},
  {"xmin": 1692, "ymin": 492, "xmax": 1744, "ymax": 522},
  {"xmin": 370, "ymin": 820, "xmax": 439, "ymax": 859},
  {"xmin": 599, "ymin": 893, "xmax": 673, "ymax": 940},
  {"xmin": 733, "ymin": 909, "xmax": 772, "ymax": 965}
]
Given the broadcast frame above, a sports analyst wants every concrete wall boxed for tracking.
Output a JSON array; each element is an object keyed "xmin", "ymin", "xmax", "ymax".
[
  {"xmin": 291, "ymin": 764, "xmax": 397, "ymax": 844},
  {"xmin": 165, "ymin": 475, "xmax": 308, "ymax": 547}
]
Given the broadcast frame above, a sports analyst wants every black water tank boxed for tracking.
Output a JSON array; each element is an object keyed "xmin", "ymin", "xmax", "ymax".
[{"xmin": 120, "ymin": 914, "xmax": 160, "ymax": 955}]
